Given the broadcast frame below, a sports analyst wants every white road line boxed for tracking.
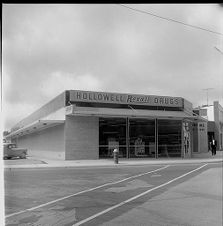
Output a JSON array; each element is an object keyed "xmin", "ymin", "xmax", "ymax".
[
  {"xmin": 5, "ymin": 165, "xmax": 169, "ymax": 218},
  {"xmin": 72, "ymin": 163, "xmax": 208, "ymax": 226}
]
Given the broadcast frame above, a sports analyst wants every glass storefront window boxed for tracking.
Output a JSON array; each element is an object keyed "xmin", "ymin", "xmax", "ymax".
[
  {"xmin": 157, "ymin": 119, "xmax": 182, "ymax": 157},
  {"xmin": 99, "ymin": 117, "xmax": 182, "ymax": 159}
]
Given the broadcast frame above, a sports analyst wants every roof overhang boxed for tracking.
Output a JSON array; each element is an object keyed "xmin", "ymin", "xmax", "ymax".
[
  {"xmin": 5, "ymin": 120, "xmax": 65, "ymax": 139},
  {"xmin": 66, "ymin": 105, "xmax": 207, "ymax": 121}
]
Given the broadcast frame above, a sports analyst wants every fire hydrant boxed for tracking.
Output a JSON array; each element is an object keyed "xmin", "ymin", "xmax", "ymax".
[{"xmin": 113, "ymin": 149, "xmax": 119, "ymax": 164}]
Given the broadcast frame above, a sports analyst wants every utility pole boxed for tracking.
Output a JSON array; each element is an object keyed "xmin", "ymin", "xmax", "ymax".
[{"xmin": 202, "ymin": 88, "xmax": 214, "ymax": 106}]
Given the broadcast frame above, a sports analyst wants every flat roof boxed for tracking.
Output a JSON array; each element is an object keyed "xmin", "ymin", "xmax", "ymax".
[
  {"xmin": 9, "ymin": 90, "xmax": 193, "ymax": 134},
  {"xmin": 6, "ymin": 120, "xmax": 65, "ymax": 138}
]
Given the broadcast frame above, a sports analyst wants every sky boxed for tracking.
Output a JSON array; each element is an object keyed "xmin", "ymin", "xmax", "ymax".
[{"xmin": 2, "ymin": 4, "xmax": 223, "ymax": 131}]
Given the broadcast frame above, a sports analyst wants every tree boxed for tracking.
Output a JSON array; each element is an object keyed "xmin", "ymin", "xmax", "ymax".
[{"xmin": 3, "ymin": 131, "xmax": 10, "ymax": 137}]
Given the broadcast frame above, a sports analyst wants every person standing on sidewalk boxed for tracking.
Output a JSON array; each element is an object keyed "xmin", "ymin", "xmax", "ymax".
[{"xmin": 211, "ymin": 138, "xmax": 217, "ymax": 155}]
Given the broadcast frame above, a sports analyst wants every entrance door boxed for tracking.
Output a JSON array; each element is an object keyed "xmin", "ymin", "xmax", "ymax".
[
  {"xmin": 99, "ymin": 118, "xmax": 127, "ymax": 158},
  {"xmin": 129, "ymin": 118, "xmax": 155, "ymax": 158},
  {"xmin": 157, "ymin": 119, "xmax": 182, "ymax": 157}
]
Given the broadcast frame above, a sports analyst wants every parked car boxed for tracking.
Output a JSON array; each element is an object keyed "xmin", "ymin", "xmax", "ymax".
[{"xmin": 3, "ymin": 143, "xmax": 27, "ymax": 160}]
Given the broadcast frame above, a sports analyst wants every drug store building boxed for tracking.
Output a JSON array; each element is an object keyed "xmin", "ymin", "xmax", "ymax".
[{"xmin": 6, "ymin": 90, "xmax": 208, "ymax": 160}]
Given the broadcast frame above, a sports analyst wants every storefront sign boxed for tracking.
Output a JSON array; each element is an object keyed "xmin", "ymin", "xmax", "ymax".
[{"xmin": 69, "ymin": 90, "xmax": 183, "ymax": 108}]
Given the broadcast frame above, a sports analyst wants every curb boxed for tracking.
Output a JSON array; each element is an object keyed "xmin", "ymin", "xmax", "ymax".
[{"xmin": 4, "ymin": 158, "xmax": 223, "ymax": 170}]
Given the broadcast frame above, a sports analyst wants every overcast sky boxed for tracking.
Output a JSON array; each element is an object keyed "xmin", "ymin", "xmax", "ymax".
[{"xmin": 2, "ymin": 4, "xmax": 223, "ymax": 131}]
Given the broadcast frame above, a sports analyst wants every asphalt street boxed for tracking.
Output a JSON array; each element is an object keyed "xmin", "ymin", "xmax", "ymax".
[{"xmin": 4, "ymin": 162, "xmax": 222, "ymax": 226}]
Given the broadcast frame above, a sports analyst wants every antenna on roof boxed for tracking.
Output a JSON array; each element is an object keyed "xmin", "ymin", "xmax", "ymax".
[{"xmin": 202, "ymin": 88, "xmax": 214, "ymax": 106}]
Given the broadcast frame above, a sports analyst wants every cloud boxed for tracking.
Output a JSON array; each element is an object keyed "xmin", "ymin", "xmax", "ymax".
[
  {"xmin": 186, "ymin": 4, "xmax": 223, "ymax": 33},
  {"xmin": 2, "ymin": 4, "xmax": 223, "ymax": 130},
  {"xmin": 3, "ymin": 102, "xmax": 38, "ymax": 131},
  {"xmin": 2, "ymin": 72, "xmax": 11, "ymax": 97},
  {"xmin": 40, "ymin": 72, "xmax": 103, "ymax": 98}
]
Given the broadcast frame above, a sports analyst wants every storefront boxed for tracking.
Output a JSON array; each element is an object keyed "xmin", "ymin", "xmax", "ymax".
[
  {"xmin": 99, "ymin": 118, "xmax": 182, "ymax": 159},
  {"xmin": 5, "ymin": 90, "xmax": 207, "ymax": 160}
]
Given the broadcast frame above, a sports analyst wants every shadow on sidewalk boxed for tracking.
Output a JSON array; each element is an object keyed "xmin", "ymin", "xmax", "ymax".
[{"xmin": 3, "ymin": 156, "xmax": 47, "ymax": 165}]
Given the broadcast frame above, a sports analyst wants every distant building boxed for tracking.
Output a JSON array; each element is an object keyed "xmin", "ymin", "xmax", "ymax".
[
  {"xmin": 193, "ymin": 101, "xmax": 223, "ymax": 151},
  {"xmin": 5, "ymin": 90, "xmax": 207, "ymax": 160}
]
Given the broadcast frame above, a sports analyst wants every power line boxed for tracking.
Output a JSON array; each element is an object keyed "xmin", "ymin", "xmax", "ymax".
[
  {"xmin": 118, "ymin": 4, "xmax": 223, "ymax": 36},
  {"xmin": 215, "ymin": 46, "xmax": 223, "ymax": 55}
]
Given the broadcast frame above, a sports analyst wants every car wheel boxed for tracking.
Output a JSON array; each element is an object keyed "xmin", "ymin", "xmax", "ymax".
[
  {"xmin": 20, "ymin": 153, "xmax": 26, "ymax": 159},
  {"xmin": 3, "ymin": 156, "xmax": 8, "ymax": 160}
]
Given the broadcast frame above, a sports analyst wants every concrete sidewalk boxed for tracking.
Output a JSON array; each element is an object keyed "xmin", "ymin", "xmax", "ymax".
[{"xmin": 3, "ymin": 151, "xmax": 223, "ymax": 169}]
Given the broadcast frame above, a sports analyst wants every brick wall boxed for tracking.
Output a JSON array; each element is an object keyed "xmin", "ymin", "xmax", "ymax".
[
  {"xmin": 14, "ymin": 124, "xmax": 65, "ymax": 160},
  {"xmin": 65, "ymin": 116, "xmax": 99, "ymax": 160}
]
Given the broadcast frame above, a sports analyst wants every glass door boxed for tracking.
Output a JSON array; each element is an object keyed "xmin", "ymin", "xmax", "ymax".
[
  {"xmin": 99, "ymin": 118, "xmax": 127, "ymax": 158},
  {"xmin": 129, "ymin": 118, "xmax": 155, "ymax": 158},
  {"xmin": 157, "ymin": 119, "xmax": 182, "ymax": 157}
]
